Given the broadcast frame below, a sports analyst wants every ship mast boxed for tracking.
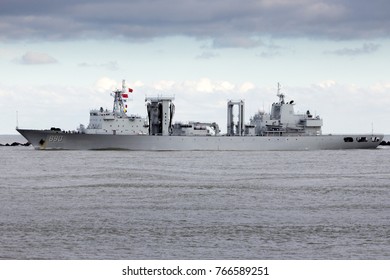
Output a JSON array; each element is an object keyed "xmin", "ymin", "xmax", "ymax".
[{"xmin": 112, "ymin": 80, "xmax": 128, "ymax": 117}]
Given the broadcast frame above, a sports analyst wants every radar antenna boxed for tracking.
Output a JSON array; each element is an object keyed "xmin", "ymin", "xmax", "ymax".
[{"xmin": 16, "ymin": 110, "xmax": 19, "ymax": 129}]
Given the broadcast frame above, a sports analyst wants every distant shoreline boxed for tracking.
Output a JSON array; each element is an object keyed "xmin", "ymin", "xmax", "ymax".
[
  {"xmin": 0, "ymin": 141, "xmax": 31, "ymax": 147},
  {"xmin": 0, "ymin": 134, "xmax": 29, "ymax": 145}
]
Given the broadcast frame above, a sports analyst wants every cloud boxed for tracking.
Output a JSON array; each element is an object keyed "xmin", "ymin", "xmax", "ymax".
[
  {"xmin": 93, "ymin": 77, "xmax": 120, "ymax": 92},
  {"xmin": 212, "ymin": 37, "xmax": 264, "ymax": 49},
  {"xmin": 78, "ymin": 61, "xmax": 120, "ymax": 71},
  {"xmin": 153, "ymin": 80, "xmax": 176, "ymax": 91},
  {"xmin": 195, "ymin": 51, "xmax": 219, "ymax": 60},
  {"xmin": 16, "ymin": 51, "xmax": 58, "ymax": 65},
  {"xmin": 257, "ymin": 50, "xmax": 281, "ymax": 58},
  {"xmin": 1, "ymin": 0, "xmax": 390, "ymax": 43},
  {"xmin": 254, "ymin": 40, "xmax": 285, "ymax": 58},
  {"xmin": 325, "ymin": 43, "xmax": 380, "ymax": 56},
  {"xmin": 239, "ymin": 82, "xmax": 255, "ymax": 93}
]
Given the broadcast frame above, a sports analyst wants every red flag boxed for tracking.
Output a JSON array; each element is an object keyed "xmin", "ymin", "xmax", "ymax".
[
  {"xmin": 128, "ymin": 88, "xmax": 133, "ymax": 93},
  {"xmin": 122, "ymin": 93, "xmax": 128, "ymax": 98}
]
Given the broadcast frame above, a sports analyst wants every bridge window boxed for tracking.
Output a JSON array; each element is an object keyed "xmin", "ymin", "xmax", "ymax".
[{"xmin": 344, "ymin": 137, "xmax": 353, "ymax": 142}]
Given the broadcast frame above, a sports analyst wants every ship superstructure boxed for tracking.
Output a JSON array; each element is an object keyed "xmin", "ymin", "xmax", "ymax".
[
  {"xmin": 79, "ymin": 80, "xmax": 148, "ymax": 135},
  {"xmin": 249, "ymin": 83, "xmax": 323, "ymax": 136}
]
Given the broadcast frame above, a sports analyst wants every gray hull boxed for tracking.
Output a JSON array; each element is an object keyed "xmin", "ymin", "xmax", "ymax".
[{"xmin": 17, "ymin": 129, "xmax": 384, "ymax": 151}]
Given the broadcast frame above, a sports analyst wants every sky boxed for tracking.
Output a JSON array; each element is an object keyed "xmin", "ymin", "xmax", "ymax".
[{"xmin": 1, "ymin": 0, "xmax": 390, "ymax": 134}]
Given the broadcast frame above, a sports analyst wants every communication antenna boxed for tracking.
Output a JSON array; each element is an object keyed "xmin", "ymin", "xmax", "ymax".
[
  {"xmin": 16, "ymin": 110, "xmax": 19, "ymax": 129},
  {"xmin": 277, "ymin": 82, "xmax": 285, "ymax": 103}
]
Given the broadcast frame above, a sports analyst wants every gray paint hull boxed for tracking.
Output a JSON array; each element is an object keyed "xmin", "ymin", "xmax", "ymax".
[{"xmin": 17, "ymin": 129, "xmax": 384, "ymax": 150}]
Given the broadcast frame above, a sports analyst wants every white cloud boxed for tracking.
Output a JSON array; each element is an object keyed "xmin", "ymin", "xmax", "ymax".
[
  {"xmin": 218, "ymin": 81, "xmax": 235, "ymax": 91},
  {"xmin": 370, "ymin": 82, "xmax": 390, "ymax": 93},
  {"xmin": 239, "ymin": 82, "xmax": 255, "ymax": 93},
  {"xmin": 203, "ymin": 79, "xmax": 234, "ymax": 92},
  {"xmin": 94, "ymin": 77, "xmax": 119, "ymax": 92},
  {"xmin": 196, "ymin": 78, "xmax": 222, "ymax": 93},
  {"xmin": 317, "ymin": 80, "xmax": 337, "ymax": 89},
  {"xmin": 153, "ymin": 80, "xmax": 176, "ymax": 91},
  {"xmin": 16, "ymin": 51, "xmax": 58, "ymax": 65},
  {"xmin": 132, "ymin": 80, "xmax": 145, "ymax": 88}
]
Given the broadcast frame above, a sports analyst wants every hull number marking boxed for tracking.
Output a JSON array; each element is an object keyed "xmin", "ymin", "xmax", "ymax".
[{"xmin": 48, "ymin": 135, "xmax": 63, "ymax": 142}]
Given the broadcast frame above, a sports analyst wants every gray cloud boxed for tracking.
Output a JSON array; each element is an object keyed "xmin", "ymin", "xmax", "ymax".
[
  {"xmin": 78, "ymin": 61, "xmax": 120, "ymax": 71},
  {"xmin": 325, "ymin": 43, "xmax": 380, "ymax": 56},
  {"xmin": 1, "ymin": 0, "xmax": 390, "ymax": 44},
  {"xmin": 212, "ymin": 37, "xmax": 264, "ymax": 49},
  {"xmin": 195, "ymin": 51, "xmax": 219, "ymax": 60},
  {"xmin": 257, "ymin": 50, "xmax": 281, "ymax": 59}
]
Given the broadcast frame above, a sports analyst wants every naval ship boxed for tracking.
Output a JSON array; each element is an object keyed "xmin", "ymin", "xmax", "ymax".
[{"xmin": 17, "ymin": 80, "xmax": 383, "ymax": 150}]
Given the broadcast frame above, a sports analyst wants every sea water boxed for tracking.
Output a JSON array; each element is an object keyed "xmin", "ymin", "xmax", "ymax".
[{"xmin": 0, "ymin": 137, "xmax": 390, "ymax": 259}]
